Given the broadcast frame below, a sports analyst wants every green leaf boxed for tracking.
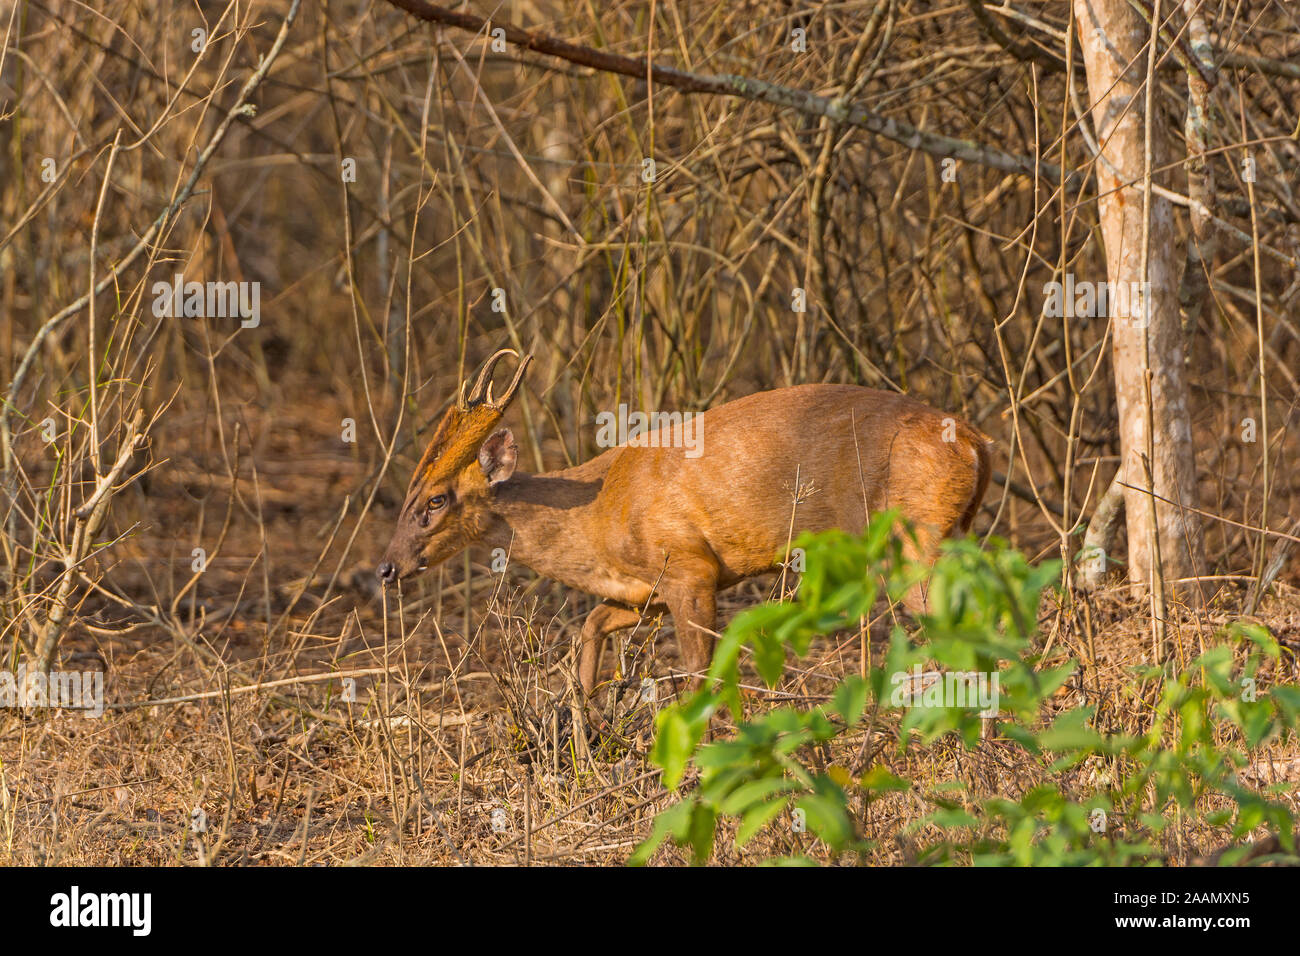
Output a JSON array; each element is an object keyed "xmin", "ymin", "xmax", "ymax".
[
  {"xmin": 719, "ymin": 777, "xmax": 801, "ymax": 816},
  {"xmin": 652, "ymin": 707, "xmax": 701, "ymax": 788},
  {"xmin": 752, "ymin": 630, "xmax": 787, "ymax": 687},
  {"xmin": 859, "ymin": 765, "xmax": 911, "ymax": 792},
  {"xmin": 795, "ymin": 792, "xmax": 855, "ymax": 851},
  {"xmin": 1037, "ymin": 708, "xmax": 1103, "ymax": 752},
  {"xmin": 627, "ymin": 798, "xmax": 694, "ymax": 866},
  {"xmin": 832, "ymin": 675, "xmax": 870, "ymax": 726},
  {"xmin": 926, "ymin": 808, "xmax": 979, "ymax": 829},
  {"xmin": 687, "ymin": 804, "xmax": 718, "ymax": 865},
  {"xmin": 736, "ymin": 799, "xmax": 789, "ymax": 847}
]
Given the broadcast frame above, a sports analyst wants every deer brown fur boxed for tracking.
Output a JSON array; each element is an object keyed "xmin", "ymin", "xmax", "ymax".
[{"xmin": 378, "ymin": 350, "xmax": 992, "ymax": 696}]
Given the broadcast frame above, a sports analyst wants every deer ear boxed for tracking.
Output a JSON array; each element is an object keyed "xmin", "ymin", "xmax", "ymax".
[{"xmin": 478, "ymin": 428, "xmax": 518, "ymax": 487}]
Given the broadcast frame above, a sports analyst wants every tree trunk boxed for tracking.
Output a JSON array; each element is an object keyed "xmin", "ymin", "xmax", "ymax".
[{"xmin": 1074, "ymin": 0, "xmax": 1204, "ymax": 604}]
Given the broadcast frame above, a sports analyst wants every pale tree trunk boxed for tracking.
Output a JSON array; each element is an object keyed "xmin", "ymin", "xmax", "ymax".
[{"xmin": 1074, "ymin": 0, "xmax": 1205, "ymax": 607}]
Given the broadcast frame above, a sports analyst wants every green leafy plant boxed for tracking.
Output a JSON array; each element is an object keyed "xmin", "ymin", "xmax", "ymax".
[{"xmin": 631, "ymin": 513, "xmax": 1300, "ymax": 866}]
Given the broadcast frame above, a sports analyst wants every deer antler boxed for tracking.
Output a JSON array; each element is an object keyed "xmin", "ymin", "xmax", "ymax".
[
  {"xmin": 486, "ymin": 353, "xmax": 531, "ymax": 409},
  {"xmin": 459, "ymin": 349, "xmax": 531, "ymax": 410}
]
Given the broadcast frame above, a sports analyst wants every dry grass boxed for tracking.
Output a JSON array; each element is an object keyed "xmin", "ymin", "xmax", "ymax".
[{"xmin": 4, "ymin": 578, "xmax": 1299, "ymax": 865}]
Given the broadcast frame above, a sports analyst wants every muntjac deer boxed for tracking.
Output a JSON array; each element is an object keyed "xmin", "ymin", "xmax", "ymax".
[{"xmin": 377, "ymin": 349, "xmax": 991, "ymax": 696}]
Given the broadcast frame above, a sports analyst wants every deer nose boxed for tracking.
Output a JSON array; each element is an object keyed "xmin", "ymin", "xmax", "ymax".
[{"xmin": 377, "ymin": 561, "xmax": 398, "ymax": 585}]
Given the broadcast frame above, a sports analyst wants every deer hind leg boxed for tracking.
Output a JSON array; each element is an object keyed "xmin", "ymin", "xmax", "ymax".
[
  {"xmin": 891, "ymin": 489, "xmax": 968, "ymax": 616},
  {"xmin": 883, "ymin": 431, "xmax": 984, "ymax": 615},
  {"xmin": 578, "ymin": 601, "xmax": 644, "ymax": 697},
  {"xmin": 896, "ymin": 481, "xmax": 978, "ymax": 614},
  {"xmin": 898, "ymin": 522, "xmax": 943, "ymax": 614}
]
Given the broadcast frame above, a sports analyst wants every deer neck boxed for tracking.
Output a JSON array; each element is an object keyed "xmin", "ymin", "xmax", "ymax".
[{"xmin": 480, "ymin": 467, "xmax": 609, "ymax": 587}]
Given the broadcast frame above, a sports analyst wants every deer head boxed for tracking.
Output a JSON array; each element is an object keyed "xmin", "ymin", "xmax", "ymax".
[{"xmin": 377, "ymin": 348, "xmax": 532, "ymax": 585}]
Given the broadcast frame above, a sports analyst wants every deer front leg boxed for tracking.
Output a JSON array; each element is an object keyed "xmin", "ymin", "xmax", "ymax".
[
  {"xmin": 665, "ymin": 583, "xmax": 718, "ymax": 691},
  {"xmin": 578, "ymin": 601, "xmax": 644, "ymax": 697}
]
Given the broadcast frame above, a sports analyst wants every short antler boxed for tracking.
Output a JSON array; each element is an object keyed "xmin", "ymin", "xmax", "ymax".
[
  {"xmin": 487, "ymin": 352, "xmax": 532, "ymax": 408},
  {"xmin": 459, "ymin": 349, "xmax": 533, "ymax": 411}
]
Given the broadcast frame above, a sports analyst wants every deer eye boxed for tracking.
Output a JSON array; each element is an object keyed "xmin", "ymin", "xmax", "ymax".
[{"xmin": 414, "ymin": 493, "xmax": 448, "ymax": 528}]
